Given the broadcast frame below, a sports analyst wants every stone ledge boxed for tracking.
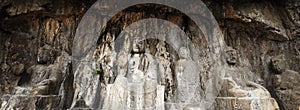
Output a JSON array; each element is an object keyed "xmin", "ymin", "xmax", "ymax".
[
  {"xmin": 215, "ymin": 97, "xmax": 279, "ymax": 110},
  {"xmin": 1, "ymin": 94, "xmax": 61, "ymax": 110}
]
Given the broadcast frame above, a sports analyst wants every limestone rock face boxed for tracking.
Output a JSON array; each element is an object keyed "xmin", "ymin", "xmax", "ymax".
[
  {"xmin": 270, "ymin": 55, "xmax": 300, "ymax": 109},
  {"xmin": 217, "ymin": 77, "xmax": 279, "ymax": 110},
  {"xmin": 71, "ymin": 1, "xmax": 226, "ymax": 109},
  {"xmin": 0, "ymin": 0, "xmax": 91, "ymax": 109},
  {"xmin": 204, "ymin": 0, "xmax": 300, "ymax": 109},
  {"xmin": 0, "ymin": 0, "xmax": 299, "ymax": 110}
]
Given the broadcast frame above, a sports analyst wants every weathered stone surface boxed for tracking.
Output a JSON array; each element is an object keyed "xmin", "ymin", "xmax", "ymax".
[
  {"xmin": 203, "ymin": 0, "xmax": 300, "ymax": 109},
  {"xmin": 271, "ymin": 54, "xmax": 288, "ymax": 74},
  {"xmin": 70, "ymin": 1, "xmax": 227, "ymax": 109},
  {"xmin": 220, "ymin": 77, "xmax": 270, "ymax": 97},
  {"xmin": 37, "ymin": 45, "xmax": 57, "ymax": 64},
  {"xmin": 217, "ymin": 77, "xmax": 279, "ymax": 110},
  {"xmin": 269, "ymin": 55, "xmax": 300, "ymax": 110},
  {"xmin": 11, "ymin": 61, "xmax": 24, "ymax": 76},
  {"xmin": 1, "ymin": 94, "xmax": 61, "ymax": 110},
  {"xmin": 215, "ymin": 97, "xmax": 279, "ymax": 110},
  {"xmin": 225, "ymin": 47, "xmax": 238, "ymax": 65},
  {"xmin": 0, "ymin": 0, "xmax": 92, "ymax": 108},
  {"xmin": 0, "ymin": 0, "xmax": 299, "ymax": 110}
]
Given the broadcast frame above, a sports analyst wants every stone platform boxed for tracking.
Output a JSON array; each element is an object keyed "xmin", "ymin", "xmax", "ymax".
[
  {"xmin": 215, "ymin": 97, "xmax": 279, "ymax": 110},
  {"xmin": 1, "ymin": 94, "xmax": 61, "ymax": 110}
]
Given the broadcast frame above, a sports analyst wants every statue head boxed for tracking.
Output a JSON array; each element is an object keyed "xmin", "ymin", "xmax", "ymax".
[
  {"xmin": 179, "ymin": 47, "xmax": 189, "ymax": 59},
  {"xmin": 225, "ymin": 47, "xmax": 238, "ymax": 65},
  {"xmin": 271, "ymin": 54, "xmax": 288, "ymax": 74},
  {"xmin": 117, "ymin": 51, "xmax": 127, "ymax": 68},
  {"xmin": 132, "ymin": 38, "xmax": 145, "ymax": 53}
]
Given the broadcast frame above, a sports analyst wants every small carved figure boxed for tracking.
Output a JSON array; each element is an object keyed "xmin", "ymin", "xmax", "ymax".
[
  {"xmin": 225, "ymin": 47, "xmax": 238, "ymax": 65},
  {"xmin": 175, "ymin": 47, "xmax": 201, "ymax": 102},
  {"xmin": 271, "ymin": 54, "xmax": 288, "ymax": 74}
]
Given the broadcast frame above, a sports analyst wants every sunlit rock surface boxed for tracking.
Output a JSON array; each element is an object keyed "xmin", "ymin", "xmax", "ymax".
[{"xmin": 0, "ymin": 0, "xmax": 299, "ymax": 110}]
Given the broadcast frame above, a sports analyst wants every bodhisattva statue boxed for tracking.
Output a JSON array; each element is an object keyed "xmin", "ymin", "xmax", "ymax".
[
  {"xmin": 101, "ymin": 40, "xmax": 161, "ymax": 110},
  {"xmin": 174, "ymin": 47, "xmax": 201, "ymax": 104}
]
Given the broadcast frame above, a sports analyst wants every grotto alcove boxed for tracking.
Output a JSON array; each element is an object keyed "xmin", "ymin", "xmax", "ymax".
[
  {"xmin": 71, "ymin": 1, "xmax": 225, "ymax": 109},
  {"xmin": 1, "ymin": 0, "xmax": 297, "ymax": 109}
]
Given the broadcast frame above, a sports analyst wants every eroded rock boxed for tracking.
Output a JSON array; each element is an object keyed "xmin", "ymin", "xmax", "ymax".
[
  {"xmin": 37, "ymin": 45, "xmax": 57, "ymax": 64},
  {"xmin": 11, "ymin": 62, "xmax": 24, "ymax": 76},
  {"xmin": 271, "ymin": 54, "xmax": 288, "ymax": 74},
  {"xmin": 218, "ymin": 77, "xmax": 279, "ymax": 110},
  {"xmin": 1, "ymin": 0, "xmax": 299, "ymax": 110},
  {"xmin": 225, "ymin": 47, "xmax": 238, "ymax": 66}
]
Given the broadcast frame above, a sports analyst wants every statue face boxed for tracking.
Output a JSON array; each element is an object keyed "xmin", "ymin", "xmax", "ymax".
[
  {"xmin": 271, "ymin": 56, "xmax": 287, "ymax": 74},
  {"xmin": 179, "ymin": 47, "xmax": 188, "ymax": 59},
  {"xmin": 226, "ymin": 49, "xmax": 238, "ymax": 65},
  {"xmin": 117, "ymin": 51, "xmax": 127, "ymax": 68},
  {"xmin": 132, "ymin": 40, "xmax": 145, "ymax": 53}
]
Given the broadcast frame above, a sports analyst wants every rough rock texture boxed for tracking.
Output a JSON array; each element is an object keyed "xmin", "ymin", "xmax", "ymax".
[
  {"xmin": 203, "ymin": 0, "xmax": 300, "ymax": 109},
  {"xmin": 72, "ymin": 2, "xmax": 225, "ymax": 109},
  {"xmin": 216, "ymin": 77, "xmax": 279, "ymax": 110},
  {"xmin": 0, "ymin": 0, "xmax": 299, "ymax": 110},
  {"xmin": 0, "ymin": 0, "xmax": 95, "ymax": 109}
]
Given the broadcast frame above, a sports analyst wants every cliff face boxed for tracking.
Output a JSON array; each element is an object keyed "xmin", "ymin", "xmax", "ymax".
[
  {"xmin": 0, "ymin": 0, "xmax": 299, "ymax": 110},
  {"xmin": 0, "ymin": 0, "xmax": 95, "ymax": 109},
  {"xmin": 205, "ymin": 0, "xmax": 300, "ymax": 109}
]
